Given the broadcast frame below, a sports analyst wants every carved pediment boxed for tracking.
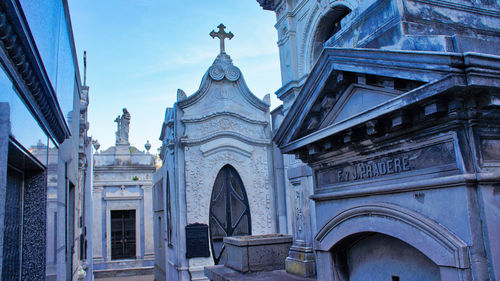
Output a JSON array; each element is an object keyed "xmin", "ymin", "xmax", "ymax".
[
  {"xmin": 293, "ymin": 76, "xmax": 403, "ymax": 141},
  {"xmin": 320, "ymin": 84, "xmax": 400, "ymax": 129},
  {"xmin": 275, "ymin": 48, "xmax": 475, "ymax": 154}
]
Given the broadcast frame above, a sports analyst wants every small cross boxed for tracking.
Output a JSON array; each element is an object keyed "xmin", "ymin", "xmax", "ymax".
[{"xmin": 210, "ymin": 24, "xmax": 234, "ymax": 54}]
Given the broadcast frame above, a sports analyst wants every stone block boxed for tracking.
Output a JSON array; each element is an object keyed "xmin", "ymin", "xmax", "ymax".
[
  {"xmin": 285, "ymin": 245, "xmax": 316, "ymax": 277},
  {"xmin": 224, "ymin": 234, "xmax": 292, "ymax": 273}
]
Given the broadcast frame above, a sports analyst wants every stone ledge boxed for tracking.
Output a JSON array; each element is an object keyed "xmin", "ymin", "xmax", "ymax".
[
  {"xmin": 224, "ymin": 234, "xmax": 292, "ymax": 247},
  {"xmin": 204, "ymin": 266, "xmax": 317, "ymax": 281}
]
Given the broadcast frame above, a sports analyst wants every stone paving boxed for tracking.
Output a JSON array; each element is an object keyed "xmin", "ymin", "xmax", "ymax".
[{"xmin": 96, "ymin": 274, "xmax": 154, "ymax": 281}]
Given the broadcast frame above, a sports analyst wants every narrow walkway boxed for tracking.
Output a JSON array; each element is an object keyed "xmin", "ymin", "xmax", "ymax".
[{"xmin": 96, "ymin": 274, "xmax": 154, "ymax": 281}]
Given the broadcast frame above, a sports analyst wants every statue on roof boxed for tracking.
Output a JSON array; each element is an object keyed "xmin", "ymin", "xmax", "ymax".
[{"xmin": 115, "ymin": 108, "xmax": 131, "ymax": 145}]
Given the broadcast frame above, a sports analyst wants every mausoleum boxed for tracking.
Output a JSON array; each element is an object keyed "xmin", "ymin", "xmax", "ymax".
[
  {"xmin": 259, "ymin": 0, "xmax": 500, "ymax": 280},
  {"xmin": 92, "ymin": 109, "xmax": 156, "ymax": 277},
  {"xmin": 154, "ymin": 25, "xmax": 276, "ymax": 281}
]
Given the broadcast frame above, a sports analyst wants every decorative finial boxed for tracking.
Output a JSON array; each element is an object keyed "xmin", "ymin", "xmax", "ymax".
[
  {"xmin": 92, "ymin": 139, "xmax": 100, "ymax": 151},
  {"xmin": 145, "ymin": 140, "xmax": 151, "ymax": 153},
  {"xmin": 210, "ymin": 24, "xmax": 234, "ymax": 54},
  {"xmin": 83, "ymin": 51, "xmax": 87, "ymax": 86},
  {"xmin": 263, "ymin": 93, "xmax": 271, "ymax": 106},
  {"xmin": 177, "ymin": 89, "xmax": 187, "ymax": 101}
]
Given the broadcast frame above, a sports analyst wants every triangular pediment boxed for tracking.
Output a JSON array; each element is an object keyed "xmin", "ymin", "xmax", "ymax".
[
  {"xmin": 291, "ymin": 78, "xmax": 404, "ymax": 142},
  {"xmin": 274, "ymin": 48, "xmax": 461, "ymax": 153},
  {"xmin": 320, "ymin": 84, "xmax": 400, "ymax": 129}
]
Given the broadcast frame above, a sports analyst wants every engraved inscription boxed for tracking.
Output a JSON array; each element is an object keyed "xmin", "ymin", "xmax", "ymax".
[
  {"xmin": 316, "ymin": 142, "xmax": 456, "ymax": 187},
  {"xmin": 185, "ymin": 223, "xmax": 210, "ymax": 258},
  {"xmin": 336, "ymin": 156, "xmax": 410, "ymax": 182}
]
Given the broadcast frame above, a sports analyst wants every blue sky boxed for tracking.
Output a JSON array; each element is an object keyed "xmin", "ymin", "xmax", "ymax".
[{"xmin": 68, "ymin": 0, "xmax": 281, "ymax": 153}]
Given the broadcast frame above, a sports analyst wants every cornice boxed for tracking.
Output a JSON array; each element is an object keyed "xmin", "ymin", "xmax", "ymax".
[
  {"xmin": 257, "ymin": 0, "xmax": 279, "ymax": 11},
  {"xmin": 0, "ymin": 0, "xmax": 70, "ymax": 144},
  {"xmin": 274, "ymin": 48, "xmax": 465, "ymax": 149}
]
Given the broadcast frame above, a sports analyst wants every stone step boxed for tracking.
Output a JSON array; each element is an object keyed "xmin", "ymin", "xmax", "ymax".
[
  {"xmin": 94, "ymin": 266, "xmax": 153, "ymax": 279},
  {"xmin": 204, "ymin": 266, "xmax": 317, "ymax": 281}
]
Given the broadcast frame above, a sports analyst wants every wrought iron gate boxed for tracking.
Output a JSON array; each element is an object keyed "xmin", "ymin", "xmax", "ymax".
[
  {"xmin": 209, "ymin": 165, "xmax": 251, "ymax": 265},
  {"xmin": 111, "ymin": 210, "xmax": 136, "ymax": 260}
]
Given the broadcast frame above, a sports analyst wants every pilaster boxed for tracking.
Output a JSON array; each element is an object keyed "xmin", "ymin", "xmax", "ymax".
[
  {"xmin": 284, "ymin": 164, "xmax": 316, "ymax": 277},
  {"xmin": 92, "ymin": 185, "xmax": 104, "ymax": 262},
  {"xmin": 143, "ymin": 184, "xmax": 155, "ymax": 258}
]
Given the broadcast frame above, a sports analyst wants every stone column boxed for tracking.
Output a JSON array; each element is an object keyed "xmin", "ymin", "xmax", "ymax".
[
  {"xmin": 284, "ymin": 164, "xmax": 316, "ymax": 277},
  {"xmin": 92, "ymin": 185, "xmax": 104, "ymax": 262},
  {"xmin": 143, "ymin": 184, "xmax": 154, "ymax": 258}
]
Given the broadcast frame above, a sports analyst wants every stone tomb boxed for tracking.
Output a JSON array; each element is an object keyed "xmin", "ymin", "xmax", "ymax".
[
  {"xmin": 156, "ymin": 25, "xmax": 276, "ymax": 281},
  {"xmin": 92, "ymin": 109, "xmax": 156, "ymax": 277}
]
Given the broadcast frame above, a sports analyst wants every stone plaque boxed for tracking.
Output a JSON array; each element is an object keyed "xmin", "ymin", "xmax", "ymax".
[
  {"xmin": 186, "ymin": 223, "xmax": 210, "ymax": 258},
  {"xmin": 316, "ymin": 141, "xmax": 456, "ymax": 188},
  {"xmin": 481, "ymin": 138, "xmax": 500, "ymax": 162}
]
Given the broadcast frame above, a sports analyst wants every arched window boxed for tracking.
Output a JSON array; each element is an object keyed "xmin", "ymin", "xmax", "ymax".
[{"xmin": 311, "ymin": 5, "xmax": 351, "ymax": 64}]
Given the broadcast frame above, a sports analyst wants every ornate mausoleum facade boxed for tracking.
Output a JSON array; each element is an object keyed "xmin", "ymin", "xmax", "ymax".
[
  {"xmin": 155, "ymin": 25, "xmax": 276, "ymax": 281},
  {"xmin": 92, "ymin": 109, "xmax": 156, "ymax": 277},
  {"xmin": 259, "ymin": 0, "xmax": 500, "ymax": 280}
]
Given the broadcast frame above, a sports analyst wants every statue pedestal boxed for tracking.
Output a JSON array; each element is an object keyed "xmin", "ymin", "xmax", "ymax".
[{"xmin": 114, "ymin": 144, "xmax": 131, "ymax": 165}]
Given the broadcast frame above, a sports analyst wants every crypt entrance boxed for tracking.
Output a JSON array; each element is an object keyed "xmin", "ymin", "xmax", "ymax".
[
  {"xmin": 110, "ymin": 209, "xmax": 136, "ymax": 260},
  {"xmin": 331, "ymin": 232, "xmax": 440, "ymax": 281},
  {"xmin": 209, "ymin": 165, "xmax": 251, "ymax": 265}
]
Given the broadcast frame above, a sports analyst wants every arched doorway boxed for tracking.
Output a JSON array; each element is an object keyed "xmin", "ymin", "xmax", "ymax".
[
  {"xmin": 315, "ymin": 203, "xmax": 470, "ymax": 280},
  {"xmin": 332, "ymin": 233, "xmax": 441, "ymax": 281},
  {"xmin": 209, "ymin": 165, "xmax": 251, "ymax": 264}
]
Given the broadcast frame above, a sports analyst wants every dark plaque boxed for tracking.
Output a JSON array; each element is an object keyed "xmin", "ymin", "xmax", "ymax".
[
  {"xmin": 186, "ymin": 223, "xmax": 210, "ymax": 258},
  {"xmin": 316, "ymin": 141, "xmax": 457, "ymax": 188}
]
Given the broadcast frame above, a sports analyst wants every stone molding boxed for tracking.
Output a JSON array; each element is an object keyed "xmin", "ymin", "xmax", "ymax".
[
  {"xmin": 182, "ymin": 111, "xmax": 267, "ymax": 125},
  {"xmin": 200, "ymin": 138, "xmax": 254, "ymax": 158},
  {"xmin": 315, "ymin": 203, "xmax": 469, "ymax": 269},
  {"xmin": 181, "ymin": 131, "xmax": 270, "ymax": 146},
  {"xmin": 411, "ymin": 0, "xmax": 500, "ymax": 17},
  {"xmin": 184, "ymin": 115, "xmax": 267, "ymax": 142},
  {"xmin": 0, "ymin": 1, "xmax": 70, "ymax": 144},
  {"xmin": 93, "ymin": 181, "xmax": 153, "ymax": 186}
]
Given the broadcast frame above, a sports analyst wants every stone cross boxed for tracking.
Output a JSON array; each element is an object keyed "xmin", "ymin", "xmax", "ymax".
[{"xmin": 210, "ymin": 24, "xmax": 234, "ymax": 54}]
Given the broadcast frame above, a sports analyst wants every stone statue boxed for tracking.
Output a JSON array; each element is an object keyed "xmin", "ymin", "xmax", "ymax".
[{"xmin": 115, "ymin": 108, "xmax": 131, "ymax": 145}]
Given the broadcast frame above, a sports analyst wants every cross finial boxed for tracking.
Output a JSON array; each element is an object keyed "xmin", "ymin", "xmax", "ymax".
[{"xmin": 210, "ymin": 24, "xmax": 234, "ymax": 54}]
